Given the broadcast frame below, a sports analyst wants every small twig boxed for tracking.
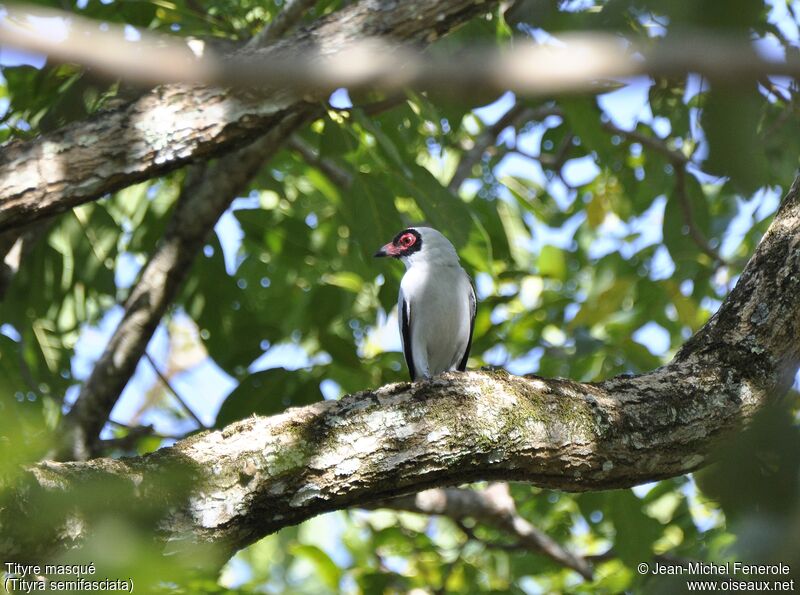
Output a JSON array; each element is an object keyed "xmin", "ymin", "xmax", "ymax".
[
  {"xmin": 762, "ymin": 98, "xmax": 798, "ymax": 140},
  {"xmin": 454, "ymin": 518, "xmax": 481, "ymax": 542},
  {"xmin": 601, "ymin": 121, "xmax": 690, "ymax": 165},
  {"xmin": 248, "ymin": 0, "xmax": 318, "ymax": 48},
  {"xmin": 107, "ymin": 418, "xmax": 187, "ymax": 438},
  {"xmin": 551, "ymin": 131, "xmax": 576, "ymax": 170},
  {"xmin": 326, "ymin": 93, "xmax": 407, "ymax": 118},
  {"xmin": 512, "ymin": 131, "xmax": 575, "ymax": 170},
  {"xmin": 454, "ymin": 518, "xmax": 529, "ymax": 553},
  {"xmin": 586, "ymin": 550, "xmax": 704, "ymax": 568},
  {"xmin": 449, "ymin": 104, "xmax": 562, "ymax": 191},
  {"xmin": 598, "ymin": 119, "xmax": 731, "ymax": 266},
  {"xmin": 673, "ymin": 165, "xmax": 728, "ymax": 266},
  {"xmin": 289, "ymin": 96, "xmax": 408, "ymax": 189},
  {"xmin": 288, "ymin": 135, "xmax": 353, "ymax": 188},
  {"xmin": 759, "ymin": 77, "xmax": 792, "ymax": 103},
  {"xmin": 144, "ymin": 351, "xmax": 207, "ymax": 429},
  {"xmin": 101, "ymin": 420, "xmax": 188, "ymax": 451},
  {"xmin": 97, "ymin": 424, "xmax": 156, "ymax": 451}
]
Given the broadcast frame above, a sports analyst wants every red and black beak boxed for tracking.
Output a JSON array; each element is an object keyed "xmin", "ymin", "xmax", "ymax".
[{"xmin": 374, "ymin": 242, "xmax": 397, "ymax": 258}]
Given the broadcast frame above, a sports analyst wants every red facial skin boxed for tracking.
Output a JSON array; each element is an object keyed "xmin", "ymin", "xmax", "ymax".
[{"xmin": 377, "ymin": 232, "xmax": 417, "ymax": 257}]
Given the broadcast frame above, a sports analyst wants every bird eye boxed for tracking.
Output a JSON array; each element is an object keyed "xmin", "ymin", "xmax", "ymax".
[{"xmin": 400, "ymin": 233, "xmax": 415, "ymax": 247}]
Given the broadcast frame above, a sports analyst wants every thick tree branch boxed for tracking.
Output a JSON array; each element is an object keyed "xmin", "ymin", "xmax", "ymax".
[
  {"xmin": 4, "ymin": 7, "xmax": 800, "ymax": 97},
  {"xmin": 6, "ymin": 176, "xmax": 800, "ymax": 561},
  {"xmin": 0, "ymin": 0, "xmax": 495, "ymax": 232}
]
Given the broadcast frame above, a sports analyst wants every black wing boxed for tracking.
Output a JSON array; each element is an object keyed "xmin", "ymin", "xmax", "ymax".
[
  {"xmin": 400, "ymin": 293, "xmax": 416, "ymax": 381},
  {"xmin": 457, "ymin": 284, "xmax": 476, "ymax": 372}
]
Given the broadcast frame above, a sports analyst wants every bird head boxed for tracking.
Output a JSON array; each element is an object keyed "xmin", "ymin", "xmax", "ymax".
[{"xmin": 374, "ymin": 227, "xmax": 460, "ymax": 268}]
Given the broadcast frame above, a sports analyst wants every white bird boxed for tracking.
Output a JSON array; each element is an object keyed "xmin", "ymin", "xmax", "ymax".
[{"xmin": 375, "ymin": 227, "xmax": 476, "ymax": 381}]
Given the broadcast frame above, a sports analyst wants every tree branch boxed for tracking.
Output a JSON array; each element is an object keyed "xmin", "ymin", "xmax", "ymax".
[
  {"xmin": 288, "ymin": 135, "xmax": 354, "ymax": 188},
  {"xmin": 0, "ymin": 0, "xmax": 495, "ymax": 232},
  {"xmin": 541, "ymin": 109, "xmax": 726, "ymax": 264},
  {"xmin": 248, "ymin": 0, "xmax": 320, "ymax": 47},
  {"xmin": 448, "ymin": 104, "xmax": 561, "ymax": 192},
  {"xmin": 602, "ymin": 121, "xmax": 728, "ymax": 266},
  {"xmin": 7, "ymin": 176, "xmax": 800, "ymax": 561},
  {"xmin": 286, "ymin": 95, "xmax": 410, "ymax": 187},
  {"xmin": 3, "ymin": 7, "xmax": 800, "ymax": 96},
  {"xmin": 58, "ymin": 109, "xmax": 311, "ymax": 460},
  {"xmin": 673, "ymin": 165, "xmax": 728, "ymax": 266},
  {"xmin": 600, "ymin": 121, "xmax": 690, "ymax": 166},
  {"xmin": 374, "ymin": 483, "xmax": 594, "ymax": 579},
  {"xmin": 602, "ymin": 121, "xmax": 728, "ymax": 264},
  {"xmin": 143, "ymin": 351, "xmax": 206, "ymax": 430}
]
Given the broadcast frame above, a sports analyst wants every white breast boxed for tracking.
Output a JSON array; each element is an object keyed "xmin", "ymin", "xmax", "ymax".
[{"xmin": 399, "ymin": 264, "xmax": 473, "ymax": 379}]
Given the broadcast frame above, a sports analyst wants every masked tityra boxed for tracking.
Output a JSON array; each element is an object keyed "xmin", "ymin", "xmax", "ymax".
[{"xmin": 375, "ymin": 227, "xmax": 476, "ymax": 381}]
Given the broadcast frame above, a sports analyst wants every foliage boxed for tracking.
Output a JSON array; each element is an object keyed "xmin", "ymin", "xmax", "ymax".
[{"xmin": 1, "ymin": 0, "xmax": 799, "ymax": 593}]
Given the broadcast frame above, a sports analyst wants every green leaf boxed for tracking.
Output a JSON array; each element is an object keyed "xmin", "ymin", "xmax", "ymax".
[
  {"xmin": 353, "ymin": 110, "xmax": 409, "ymax": 172},
  {"xmin": 0, "ymin": 335, "xmax": 27, "ymax": 395},
  {"xmin": 498, "ymin": 199, "xmax": 531, "ymax": 268},
  {"xmin": 340, "ymin": 173, "xmax": 405, "ymax": 259},
  {"xmin": 560, "ymin": 97, "xmax": 615, "ymax": 157},
  {"xmin": 571, "ymin": 278, "xmax": 634, "ymax": 328},
  {"xmin": 703, "ymin": 88, "xmax": 768, "ymax": 195},
  {"xmin": 215, "ymin": 367, "xmax": 323, "ymax": 428},
  {"xmin": 537, "ymin": 245, "xmax": 567, "ymax": 281},
  {"xmin": 321, "ymin": 272, "xmax": 364, "ymax": 293},
  {"xmin": 662, "ymin": 174, "xmax": 711, "ymax": 276},
  {"xmin": 181, "ymin": 235, "xmax": 267, "ymax": 375},
  {"xmin": 319, "ymin": 333, "xmax": 361, "ymax": 369},
  {"xmin": 397, "ymin": 164, "xmax": 473, "ymax": 248},
  {"xmin": 319, "ymin": 117, "xmax": 358, "ymax": 158},
  {"xmin": 607, "ymin": 490, "xmax": 663, "ymax": 565},
  {"xmin": 289, "ymin": 544, "xmax": 343, "ymax": 592}
]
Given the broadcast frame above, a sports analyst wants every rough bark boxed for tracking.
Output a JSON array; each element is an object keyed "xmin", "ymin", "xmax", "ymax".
[
  {"xmin": 0, "ymin": 0, "xmax": 496, "ymax": 233},
  {"xmin": 3, "ymin": 177, "xmax": 799, "ymax": 561}
]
